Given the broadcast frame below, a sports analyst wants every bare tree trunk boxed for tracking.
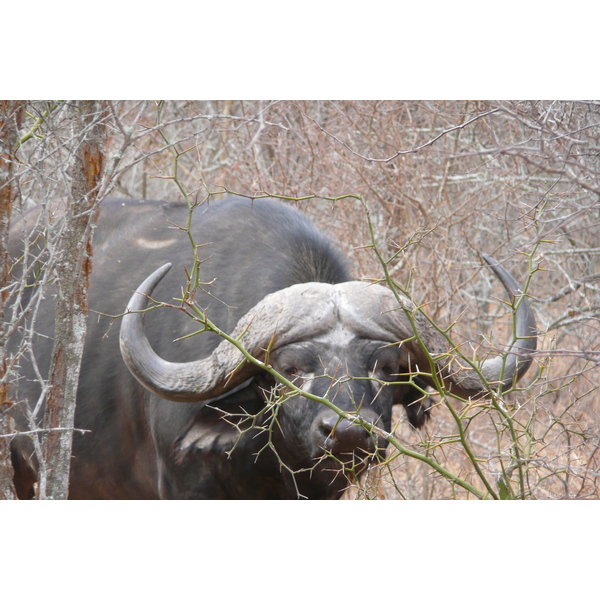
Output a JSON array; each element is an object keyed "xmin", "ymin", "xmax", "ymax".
[
  {"xmin": 0, "ymin": 101, "xmax": 25, "ymax": 500},
  {"xmin": 39, "ymin": 101, "xmax": 107, "ymax": 500}
]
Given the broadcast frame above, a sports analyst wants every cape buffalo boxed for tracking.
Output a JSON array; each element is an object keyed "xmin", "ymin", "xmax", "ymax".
[{"xmin": 8, "ymin": 195, "xmax": 537, "ymax": 499}]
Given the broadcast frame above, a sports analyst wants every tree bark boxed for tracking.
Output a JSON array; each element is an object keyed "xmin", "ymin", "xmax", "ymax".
[
  {"xmin": 0, "ymin": 101, "xmax": 25, "ymax": 500},
  {"xmin": 39, "ymin": 100, "xmax": 107, "ymax": 500}
]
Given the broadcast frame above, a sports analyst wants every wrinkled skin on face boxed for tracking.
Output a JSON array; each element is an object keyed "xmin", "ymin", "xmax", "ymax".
[
  {"xmin": 267, "ymin": 333, "xmax": 404, "ymax": 453},
  {"xmin": 264, "ymin": 337, "xmax": 397, "ymax": 491}
]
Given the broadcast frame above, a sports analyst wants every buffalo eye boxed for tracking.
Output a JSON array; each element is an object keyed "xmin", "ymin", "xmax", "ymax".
[
  {"xmin": 376, "ymin": 363, "xmax": 398, "ymax": 381},
  {"xmin": 284, "ymin": 366, "xmax": 299, "ymax": 378}
]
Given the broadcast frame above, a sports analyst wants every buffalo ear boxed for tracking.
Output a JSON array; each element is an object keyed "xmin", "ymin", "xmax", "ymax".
[
  {"xmin": 174, "ymin": 413, "xmax": 241, "ymax": 463},
  {"xmin": 394, "ymin": 376, "xmax": 433, "ymax": 428}
]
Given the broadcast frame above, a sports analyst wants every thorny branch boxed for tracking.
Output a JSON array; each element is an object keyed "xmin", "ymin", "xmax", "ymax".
[{"xmin": 4, "ymin": 101, "xmax": 600, "ymax": 500}]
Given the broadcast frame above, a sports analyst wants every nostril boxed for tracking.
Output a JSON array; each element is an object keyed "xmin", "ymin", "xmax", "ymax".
[
  {"xmin": 314, "ymin": 413, "xmax": 376, "ymax": 455},
  {"xmin": 318, "ymin": 420, "xmax": 333, "ymax": 438},
  {"xmin": 316, "ymin": 420, "xmax": 335, "ymax": 452}
]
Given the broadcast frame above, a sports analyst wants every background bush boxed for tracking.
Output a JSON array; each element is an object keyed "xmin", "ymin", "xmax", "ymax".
[{"xmin": 5, "ymin": 100, "xmax": 600, "ymax": 499}]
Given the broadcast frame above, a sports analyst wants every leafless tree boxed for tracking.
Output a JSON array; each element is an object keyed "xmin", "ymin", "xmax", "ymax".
[
  {"xmin": 3, "ymin": 101, "xmax": 600, "ymax": 499},
  {"xmin": 36, "ymin": 101, "xmax": 108, "ymax": 499},
  {"xmin": 0, "ymin": 100, "xmax": 25, "ymax": 500}
]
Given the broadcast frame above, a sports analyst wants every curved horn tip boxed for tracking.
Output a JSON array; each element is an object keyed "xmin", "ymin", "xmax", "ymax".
[
  {"xmin": 126, "ymin": 263, "xmax": 173, "ymax": 312},
  {"xmin": 150, "ymin": 262, "xmax": 173, "ymax": 288},
  {"xmin": 480, "ymin": 253, "xmax": 525, "ymax": 296},
  {"xmin": 151, "ymin": 262, "xmax": 173, "ymax": 282},
  {"xmin": 481, "ymin": 251, "xmax": 537, "ymax": 380},
  {"xmin": 435, "ymin": 252, "xmax": 538, "ymax": 396}
]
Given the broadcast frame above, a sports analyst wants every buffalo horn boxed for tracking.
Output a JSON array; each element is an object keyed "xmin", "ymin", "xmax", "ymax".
[
  {"xmin": 120, "ymin": 255, "xmax": 537, "ymax": 404},
  {"xmin": 441, "ymin": 253, "xmax": 537, "ymax": 396},
  {"xmin": 119, "ymin": 264, "xmax": 342, "ymax": 403}
]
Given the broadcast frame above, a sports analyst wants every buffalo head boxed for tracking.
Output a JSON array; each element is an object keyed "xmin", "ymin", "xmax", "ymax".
[{"xmin": 119, "ymin": 254, "xmax": 537, "ymax": 492}]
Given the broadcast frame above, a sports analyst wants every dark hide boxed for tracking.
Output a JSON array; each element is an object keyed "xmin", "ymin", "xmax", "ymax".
[{"xmin": 8, "ymin": 196, "xmax": 428, "ymax": 499}]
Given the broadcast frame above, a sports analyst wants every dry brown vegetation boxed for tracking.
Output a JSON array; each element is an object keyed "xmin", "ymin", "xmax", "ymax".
[{"xmin": 6, "ymin": 100, "xmax": 600, "ymax": 499}]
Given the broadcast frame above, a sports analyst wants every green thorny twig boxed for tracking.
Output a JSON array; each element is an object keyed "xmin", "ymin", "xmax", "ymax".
[
  {"xmin": 181, "ymin": 187, "xmax": 503, "ymax": 496},
  {"xmin": 228, "ymin": 192, "xmax": 540, "ymax": 499},
  {"xmin": 155, "ymin": 103, "xmax": 211, "ymax": 295},
  {"xmin": 357, "ymin": 194, "xmax": 541, "ymax": 499},
  {"xmin": 342, "ymin": 195, "xmax": 500, "ymax": 498},
  {"xmin": 153, "ymin": 120, "xmax": 339, "ymax": 498},
  {"xmin": 153, "ymin": 144, "xmax": 537, "ymax": 499},
  {"xmin": 13, "ymin": 102, "xmax": 64, "ymax": 153},
  {"xmin": 148, "ymin": 293, "xmax": 489, "ymax": 500}
]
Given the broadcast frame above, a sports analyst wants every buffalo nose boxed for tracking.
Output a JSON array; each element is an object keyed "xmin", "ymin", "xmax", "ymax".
[{"xmin": 314, "ymin": 412, "xmax": 377, "ymax": 456}]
